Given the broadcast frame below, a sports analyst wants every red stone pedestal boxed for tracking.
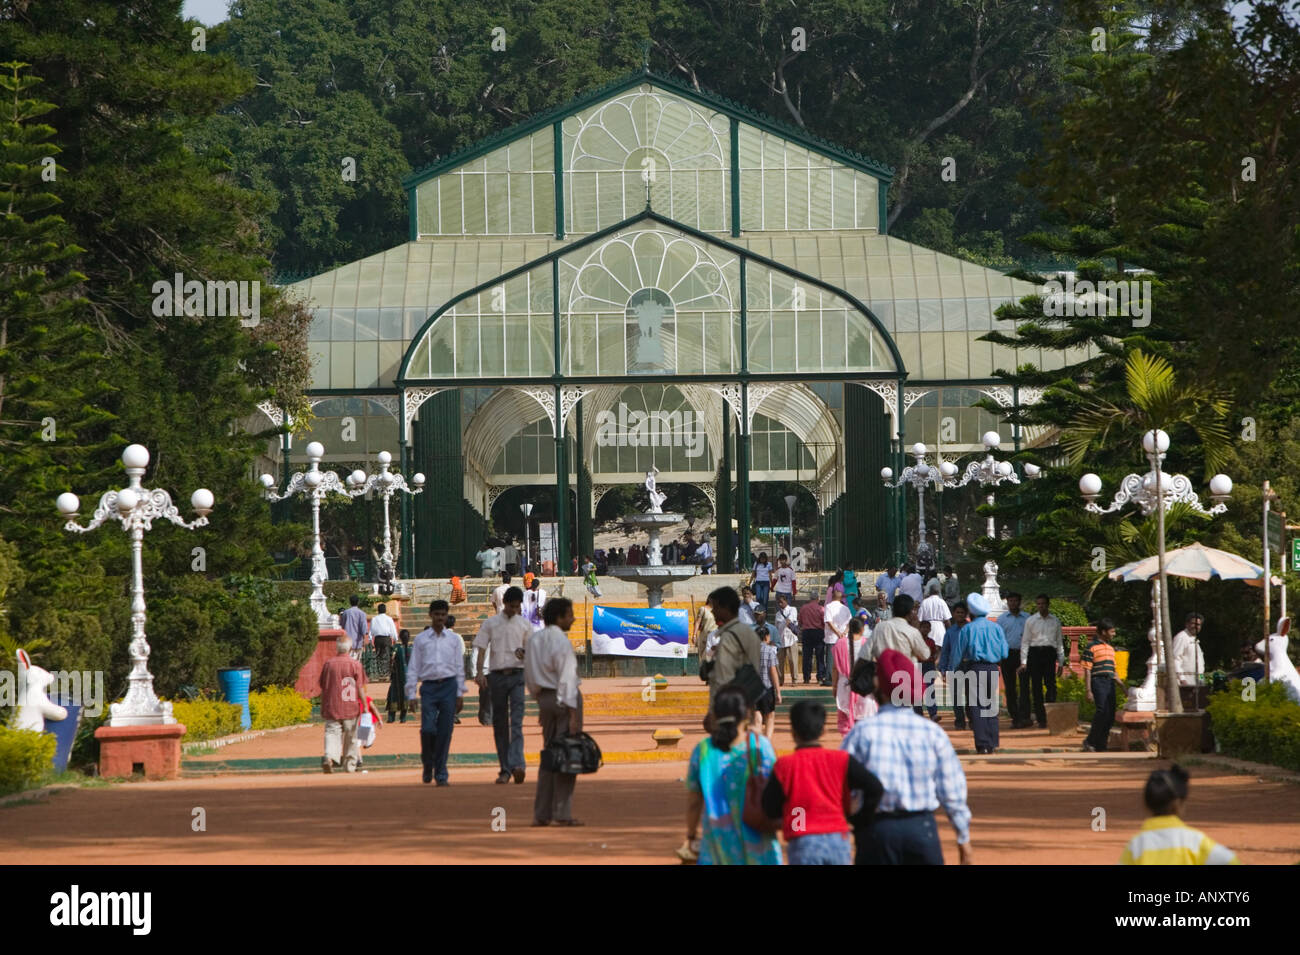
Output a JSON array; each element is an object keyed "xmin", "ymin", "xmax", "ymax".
[
  {"xmin": 95, "ymin": 723, "xmax": 187, "ymax": 780},
  {"xmin": 295, "ymin": 627, "xmax": 346, "ymax": 699}
]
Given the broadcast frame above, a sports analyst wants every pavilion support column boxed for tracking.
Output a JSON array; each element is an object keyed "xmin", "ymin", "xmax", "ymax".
[
  {"xmin": 576, "ymin": 398, "xmax": 593, "ymax": 562},
  {"xmin": 554, "ymin": 384, "xmax": 570, "ymax": 574},
  {"xmin": 717, "ymin": 401, "xmax": 733, "ymax": 574},
  {"xmin": 737, "ymin": 383, "xmax": 751, "ymax": 573}
]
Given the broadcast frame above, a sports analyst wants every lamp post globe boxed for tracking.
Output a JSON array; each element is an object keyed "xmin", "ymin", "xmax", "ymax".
[
  {"xmin": 1142, "ymin": 429, "xmax": 1170, "ymax": 455},
  {"xmin": 1023, "ymin": 463, "xmax": 1041, "ymax": 479},
  {"xmin": 57, "ymin": 492, "xmax": 80, "ymax": 517},
  {"xmin": 377, "ymin": 450, "xmax": 392, "ymax": 466},
  {"xmin": 304, "ymin": 469, "xmax": 322, "ymax": 488},
  {"xmin": 122, "ymin": 444, "xmax": 150, "ymax": 470},
  {"xmin": 982, "ymin": 431, "xmax": 1001, "ymax": 449},
  {"xmin": 1209, "ymin": 474, "xmax": 1233, "ymax": 499},
  {"xmin": 191, "ymin": 488, "xmax": 214, "ymax": 517},
  {"xmin": 912, "ymin": 442, "xmax": 927, "ymax": 457},
  {"xmin": 259, "ymin": 473, "xmax": 275, "ymax": 489},
  {"xmin": 413, "ymin": 473, "xmax": 426, "ymax": 487},
  {"xmin": 881, "ymin": 467, "xmax": 893, "ymax": 482},
  {"xmin": 305, "ymin": 441, "xmax": 325, "ymax": 460},
  {"xmin": 1079, "ymin": 473, "xmax": 1103, "ymax": 498},
  {"xmin": 939, "ymin": 461, "xmax": 958, "ymax": 480},
  {"xmin": 116, "ymin": 487, "xmax": 139, "ymax": 514}
]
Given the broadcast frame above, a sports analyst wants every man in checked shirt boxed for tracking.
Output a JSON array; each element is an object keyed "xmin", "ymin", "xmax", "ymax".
[{"xmin": 841, "ymin": 648, "xmax": 973, "ymax": 865}]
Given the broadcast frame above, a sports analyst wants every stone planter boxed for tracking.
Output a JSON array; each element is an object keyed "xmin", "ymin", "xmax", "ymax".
[
  {"xmin": 1044, "ymin": 701, "xmax": 1079, "ymax": 735},
  {"xmin": 1155, "ymin": 711, "xmax": 1210, "ymax": 757}
]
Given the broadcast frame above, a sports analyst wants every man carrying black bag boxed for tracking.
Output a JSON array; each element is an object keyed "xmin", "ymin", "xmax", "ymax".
[
  {"xmin": 524, "ymin": 595, "xmax": 585, "ymax": 826},
  {"xmin": 704, "ymin": 586, "xmax": 763, "ymax": 721}
]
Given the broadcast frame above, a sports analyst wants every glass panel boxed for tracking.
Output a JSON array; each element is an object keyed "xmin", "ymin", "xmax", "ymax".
[
  {"xmin": 355, "ymin": 308, "xmax": 379, "ymax": 341},
  {"xmin": 331, "ymin": 308, "xmax": 355, "ymax": 342},
  {"xmin": 309, "ymin": 308, "xmax": 330, "ymax": 342},
  {"xmin": 330, "ymin": 345, "xmax": 354, "ymax": 388},
  {"xmin": 440, "ymin": 178, "xmax": 463, "ymax": 234},
  {"xmin": 353, "ymin": 341, "xmax": 378, "ymax": 388}
]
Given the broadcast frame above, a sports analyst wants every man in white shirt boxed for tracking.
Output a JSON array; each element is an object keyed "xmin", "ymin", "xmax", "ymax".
[
  {"xmin": 476, "ymin": 543, "xmax": 500, "ymax": 577},
  {"xmin": 898, "ymin": 563, "xmax": 924, "ymax": 603},
  {"xmin": 918, "ymin": 580, "xmax": 952, "ymax": 722},
  {"xmin": 773, "ymin": 555, "xmax": 797, "ymax": 602},
  {"xmin": 368, "ymin": 602, "xmax": 399, "ymax": 659},
  {"xmin": 490, "ymin": 572, "xmax": 513, "ymax": 614},
  {"xmin": 474, "ymin": 587, "xmax": 533, "ymax": 785},
  {"xmin": 522, "ymin": 577, "xmax": 547, "ymax": 630},
  {"xmin": 738, "ymin": 586, "xmax": 762, "ymax": 627},
  {"xmin": 1172, "ymin": 612, "xmax": 1206, "ymax": 687},
  {"xmin": 863, "ymin": 594, "xmax": 931, "ymax": 664},
  {"xmin": 1017, "ymin": 593, "xmax": 1067, "ymax": 728},
  {"xmin": 822, "ymin": 593, "xmax": 851, "ymax": 687},
  {"xmin": 772, "ymin": 593, "xmax": 800, "ymax": 686},
  {"xmin": 405, "ymin": 600, "xmax": 466, "ymax": 785},
  {"xmin": 525, "ymin": 596, "xmax": 584, "ymax": 827}
]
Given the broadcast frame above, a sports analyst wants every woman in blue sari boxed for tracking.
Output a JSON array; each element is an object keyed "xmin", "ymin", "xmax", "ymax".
[{"xmin": 684, "ymin": 686, "xmax": 783, "ymax": 865}]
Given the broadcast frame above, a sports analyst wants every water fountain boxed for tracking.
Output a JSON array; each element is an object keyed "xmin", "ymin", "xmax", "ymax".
[{"xmin": 608, "ymin": 467, "xmax": 699, "ymax": 607}]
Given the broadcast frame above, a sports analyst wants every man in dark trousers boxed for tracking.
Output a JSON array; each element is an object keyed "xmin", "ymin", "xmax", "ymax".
[
  {"xmin": 945, "ymin": 593, "xmax": 1007, "ymax": 754},
  {"xmin": 474, "ymin": 586, "xmax": 532, "ymax": 784},
  {"xmin": 405, "ymin": 600, "xmax": 466, "ymax": 785},
  {"xmin": 797, "ymin": 594, "xmax": 827, "ymax": 685},
  {"xmin": 1082, "ymin": 619, "xmax": 1120, "ymax": 752},
  {"xmin": 524, "ymin": 596, "xmax": 585, "ymax": 826},
  {"xmin": 995, "ymin": 592, "xmax": 1031, "ymax": 728}
]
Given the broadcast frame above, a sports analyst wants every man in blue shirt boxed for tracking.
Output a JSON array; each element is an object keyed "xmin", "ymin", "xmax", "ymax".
[
  {"xmin": 339, "ymin": 594, "xmax": 369, "ymax": 656},
  {"xmin": 948, "ymin": 593, "xmax": 1007, "ymax": 754},
  {"xmin": 995, "ymin": 592, "xmax": 1031, "ymax": 729},
  {"xmin": 937, "ymin": 601, "xmax": 969, "ymax": 730},
  {"xmin": 874, "ymin": 565, "xmax": 901, "ymax": 609}
]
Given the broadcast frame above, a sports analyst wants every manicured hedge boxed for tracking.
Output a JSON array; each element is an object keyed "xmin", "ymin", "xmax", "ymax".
[
  {"xmin": 249, "ymin": 686, "xmax": 312, "ymax": 730},
  {"xmin": 1207, "ymin": 681, "xmax": 1300, "ymax": 772},
  {"xmin": 0, "ymin": 726, "xmax": 58, "ymax": 795},
  {"xmin": 171, "ymin": 697, "xmax": 242, "ymax": 742}
]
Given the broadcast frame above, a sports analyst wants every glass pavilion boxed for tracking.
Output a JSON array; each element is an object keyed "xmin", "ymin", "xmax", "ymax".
[{"xmin": 261, "ymin": 71, "xmax": 1081, "ymax": 577}]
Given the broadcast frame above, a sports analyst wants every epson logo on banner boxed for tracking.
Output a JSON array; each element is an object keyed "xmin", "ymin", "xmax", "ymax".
[{"xmin": 592, "ymin": 403, "xmax": 705, "ymax": 459}]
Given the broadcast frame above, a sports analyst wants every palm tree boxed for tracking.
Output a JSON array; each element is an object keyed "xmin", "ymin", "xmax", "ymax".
[{"xmin": 1064, "ymin": 350, "xmax": 1231, "ymax": 714}]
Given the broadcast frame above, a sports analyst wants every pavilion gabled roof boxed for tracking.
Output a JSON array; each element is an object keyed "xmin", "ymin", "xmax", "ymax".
[{"xmin": 399, "ymin": 68, "xmax": 895, "ymax": 196}]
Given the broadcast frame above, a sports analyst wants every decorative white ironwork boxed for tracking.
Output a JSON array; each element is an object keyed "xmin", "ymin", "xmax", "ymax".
[
  {"xmin": 902, "ymin": 387, "xmax": 934, "ymax": 413},
  {"xmin": 591, "ymin": 484, "xmax": 615, "ymax": 518},
  {"xmin": 347, "ymin": 451, "xmax": 424, "ymax": 582},
  {"xmin": 704, "ymin": 383, "xmax": 744, "ymax": 431},
  {"xmin": 855, "ymin": 380, "xmax": 902, "ymax": 436},
  {"xmin": 693, "ymin": 482, "xmax": 717, "ymax": 517},
  {"xmin": 978, "ymin": 386, "xmax": 1016, "ymax": 409},
  {"xmin": 746, "ymin": 383, "xmax": 781, "ymax": 432},
  {"xmin": 260, "ymin": 443, "xmax": 357, "ymax": 629},
  {"xmin": 59, "ymin": 445, "xmax": 213, "ymax": 726},
  {"xmin": 518, "ymin": 386, "xmax": 558, "ymax": 435},
  {"xmin": 1084, "ymin": 471, "xmax": 1227, "ymax": 517},
  {"xmin": 1018, "ymin": 386, "xmax": 1045, "ymax": 406},
  {"xmin": 882, "ymin": 443, "xmax": 948, "ymax": 568},
  {"xmin": 559, "ymin": 385, "xmax": 593, "ymax": 433},
  {"xmin": 256, "ymin": 401, "xmax": 284, "ymax": 429},
  {"xmin": 403, "ymin": 387, "xmax": 449, "ymax": 431},
  {"xmin": 486, "ymin": 485, "xmax": 507, "ymax": 514},
  {"xmin": 369, "ymin": 395, "xmax": 400, "ymax": 421}
]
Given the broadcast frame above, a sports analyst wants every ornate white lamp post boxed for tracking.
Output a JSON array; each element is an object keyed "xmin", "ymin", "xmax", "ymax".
[
  {"xmin": 1079, "ymin": 428, "xmax": 1233, "ymax": 713},
  {"xmin": 57, "ymin": 444, "xmax": 214, "ymax": 726},
  {"xmin": 344, "ymin": 451, "xmax": 424, "ymax": 587},
  {"xmin": 944, "ymin": 431, "xmax": 1043, "ymax": 610},
  {"xmin": 259, "ymin": 441, "xmax": 354, "ymax": 630},
  {"xmin": 882, "ymin": 442, "xmax": 949, "ymax": 572}
]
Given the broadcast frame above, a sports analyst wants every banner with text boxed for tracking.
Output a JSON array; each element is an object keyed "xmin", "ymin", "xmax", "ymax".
[{"xmin": 591, "ymin": 605, "xmax": 689, "ymax": 658}]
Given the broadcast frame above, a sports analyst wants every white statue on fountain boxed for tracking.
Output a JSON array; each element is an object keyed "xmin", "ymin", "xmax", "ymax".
[
  {"xmin": 645, "ymin": 466, "xmax": 667, "ymax": 514},
  {"xmin": 1126, "ymin": 588, "xmax": 1162, "ymax": 711}
]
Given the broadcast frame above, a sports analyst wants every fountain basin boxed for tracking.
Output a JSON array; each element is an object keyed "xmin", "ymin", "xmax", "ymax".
[{"xmin": 607, "ymin": 565, "xmax": 699, "ymax": 608}]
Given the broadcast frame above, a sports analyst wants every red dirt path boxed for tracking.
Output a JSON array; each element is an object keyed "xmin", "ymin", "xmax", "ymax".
[{"xmin": 2, "ymin": 759, "xmax": 1297, "ymax": 865}]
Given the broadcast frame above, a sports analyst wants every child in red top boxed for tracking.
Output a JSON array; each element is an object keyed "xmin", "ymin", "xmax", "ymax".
[{"xmin": 762, "ymin": 699, "xmax": 882, "ymax": 865}]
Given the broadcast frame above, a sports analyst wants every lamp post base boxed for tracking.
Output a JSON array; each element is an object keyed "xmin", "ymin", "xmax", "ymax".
[{"xmin": 95, "ymin": 723, "xmax": 186, "ymax": 780}]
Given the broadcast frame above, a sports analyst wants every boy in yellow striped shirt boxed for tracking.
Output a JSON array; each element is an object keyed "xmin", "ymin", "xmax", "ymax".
[{"xmin": 1120, "ymin": 766, "xmax": 1239, "ymax": 864}]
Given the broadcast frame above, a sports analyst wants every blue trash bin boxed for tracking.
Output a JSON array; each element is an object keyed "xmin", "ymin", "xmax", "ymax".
[
  {"xmin": 217, "ymin": 667, "xmax": 252, "ymax": 730},
  {"xmin": 45, "ymin": 699, "xmax": 83, "ymax": 774}
]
